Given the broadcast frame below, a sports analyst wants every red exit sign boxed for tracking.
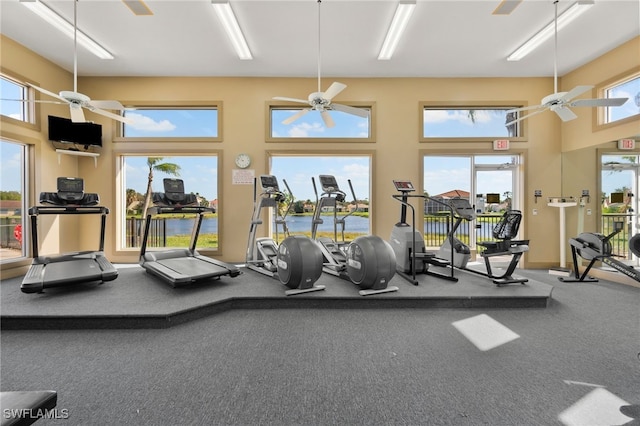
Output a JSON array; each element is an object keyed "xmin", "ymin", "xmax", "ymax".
[
  {"xmin": 618, "ymin": 139, "xmax": 636, "ymax": 150},
  {"xmin": 493, "ymin": 139, "xmax": 509, "ymax": 150}
]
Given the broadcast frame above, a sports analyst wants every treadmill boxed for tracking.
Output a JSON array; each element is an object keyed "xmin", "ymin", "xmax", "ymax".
[
  {"xmin": 21, "ymin": 177, "xmax": 118, "ymax": 293},
  {"xmin": 139, "ymin": 178, "xmax": 240, "ymax": 286}
]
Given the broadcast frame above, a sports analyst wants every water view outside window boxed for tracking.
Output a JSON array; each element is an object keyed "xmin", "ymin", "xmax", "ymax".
[
  {"xmin": 423, "ymin": 108, "xmax": 519, "ymax": 138},
  {"xmin": 605, "ymin": 76, "xmax": 639, "ymax": 123},
  {"xmin": 269, "ymin": 155, "xmax": 371, "ymax": 237},
  {"xmin": 271, "ymin": 108, "xmax": 370, "ymax": 139},
  {"xmin": 0, "ymin": 140, "xmax": 27, "ymax": 261},
  {"xmin": 122, "ymin": 155, "xmax": 218, "ymax": 250},
  {"xmin": 0, "ymin": 76, "xmax": 28, "ymax": 122},
  {"xmin": 122, "ymin": 108, "xmax": 218, "ymax": 137}
]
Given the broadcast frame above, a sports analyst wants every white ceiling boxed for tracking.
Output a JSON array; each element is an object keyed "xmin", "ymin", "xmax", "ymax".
[{"xmin": 0, "ymin": 0, "xmax": 638, "ymax": 80}]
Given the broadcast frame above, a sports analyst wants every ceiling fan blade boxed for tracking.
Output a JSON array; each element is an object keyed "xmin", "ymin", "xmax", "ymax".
[
  {"xmin": 330, "ymin": 103, "xmax": 370, "ymax": 118},
  {"xmin": 69, "ymin": 104, "xmax": 86, "ymax": 123},
  {"xmin": 323, "ymin": 82, "xmax": 347, "ymax": 101},
  {"xmin": 321, "ymin": 110, "xmax": 335, "ymax": 128},
  {"xmin": 281, "ymin": 108, "xmax": 311, "ymax": 125},
  {"xmin": 505, "ymin": 108, "xmax": 547, "ymax": 126},
  {"xmin": 88, "ymin": 100, "xmax": 125, "ymax": 110},
  {"xmin": 87, "ymin": 107, "xmax": 133, "ymax": 124},
  {"xmin": 0, "ymin": 98, "xmax": 65, "ymax": 105},
  {"xmin": 570, "ymin": 97, "xmax": 628, "ymax": 108},
  {"xmin": 553, "ymin": 106, "xmax": 578, "ymax": 122},
  {"xmin": 559, "ymin": 85, "xmax": 593, "ymax": 102},
  {"xmin": 273, "ymin": 96, "xmax": 310, "ymax": 104},
  {"xmin": 28, "ymin": 83, "xmax": 69, "ymax": 103},
  {"xmin": 506, "ymin": 104, "xmax": 544, "ymax": 114}
]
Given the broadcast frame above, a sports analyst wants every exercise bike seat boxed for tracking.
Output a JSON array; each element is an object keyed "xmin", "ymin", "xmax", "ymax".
[{"xmin": 478, "ymin": 210, "xmax": 529, "ymax": 256}]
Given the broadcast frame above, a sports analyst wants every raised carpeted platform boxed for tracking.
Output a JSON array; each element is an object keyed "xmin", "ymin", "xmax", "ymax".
[{"xmin": 0, "ymin": 263, "xmax": 553, "ymax": 330}]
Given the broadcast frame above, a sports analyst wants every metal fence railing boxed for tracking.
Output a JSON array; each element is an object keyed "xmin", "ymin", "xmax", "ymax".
[
  {"xmin": 125, "ymin": 218, "xmax": 166, "ymax": 248},
  {"xmin": 0, "ymin": 217, "xmax": 22, "ymax": 249},
  {"xmin": 423, "ymin": 214, "xmax": 503, "ymax": 248},
  {"xmin": 601, "ymin": 213, "xmax": 635, "ymax": 259}
]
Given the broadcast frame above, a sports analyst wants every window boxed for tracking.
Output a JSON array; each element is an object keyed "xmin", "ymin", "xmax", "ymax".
[
  {"xmin": 267, "ymin": 103, "xmax": 374, "ymax": 142},
  {"xmin": 119, "ymin": 106, "xmax": 221, "ymax": 140},
  {"xmin": 421, "ymin": 105, "xmax": 522, "ymax": 140},
  {"xmin": 603, "ymin": 74, "xmax": 639, "ymax": 124},
  {"xmin": 0, "ymin": 74, "xmax": 31, "ymax": 123},
  {"xmin": 423, "ymin": 154, "xmax": 522, "ymax": 251},
  {"xmin": 118, "ymin": 155, "xmax": 219, "ymax": 251},
  {"xmin": 268, "ymin": 154, "xmax": 372, "ymax": 238},
  {"xmin": 0, "ymin": 139, "xmax": 29, "ymax": 263}
]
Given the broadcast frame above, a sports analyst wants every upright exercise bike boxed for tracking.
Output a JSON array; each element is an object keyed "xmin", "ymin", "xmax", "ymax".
[
  {"xmin": 246, "ymin": 175, "xmax": 324, "ymax": 295},
  {"xmin": 389, "ymin": 180, "xmax": 457, "ymax": 285},
  {"xmin": 311, "ymin": 175, "xmax": 398, "ymax": 296}
]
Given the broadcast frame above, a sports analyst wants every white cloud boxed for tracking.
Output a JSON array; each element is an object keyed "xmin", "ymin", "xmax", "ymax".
[
  {"xmin": 288, "ymin": 122, "xmax": 325, "ymax": 137},
  {"xmin": 127, "ymin": 112, "xmax": 176, "ymax": 132}
]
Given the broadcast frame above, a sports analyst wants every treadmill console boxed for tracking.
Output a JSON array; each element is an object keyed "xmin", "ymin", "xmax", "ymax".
[
  {"xmin": 163, "ymin": 178, "xmax": 187, "ymax": 203},
  {"xmin": 260, "ymin": 175, "xmax": 280, "ymax": 192},
  {"xmin": 393, "ymin": 180, "xmax": 415, "ymax": 192},
  {"xmin": 38, "ymin": 177, "xmax": 99, "ymax": 206},
  {"xmin": 57, "ymin": 177, "xmax": 84, "ymax": 201}
]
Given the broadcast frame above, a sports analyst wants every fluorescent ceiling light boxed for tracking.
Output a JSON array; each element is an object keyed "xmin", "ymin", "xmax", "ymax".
[
  {"xmin": 20, "ymin": 0, "xmax": 114, "ymax": 60},
  {"xmin": 378, "ymin": 0, "xmax": 416, "ymax": 60},
  {"xmin": 507, "ymin": 0, "xmax": 594, "ymax": 61},
  {"xmin": 211, "ymin": 1, "xmax": 253, "ymax": 60}
]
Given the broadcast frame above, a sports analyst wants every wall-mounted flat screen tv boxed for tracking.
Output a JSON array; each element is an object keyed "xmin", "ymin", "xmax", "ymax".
[{"xmin": 48, "ymin": 115, "xmax": 102, "ymax": 147}]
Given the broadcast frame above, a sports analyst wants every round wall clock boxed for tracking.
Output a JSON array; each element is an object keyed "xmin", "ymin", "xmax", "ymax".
[{"xmin": 235, "ymin": 153, "xmax": 251, "ymax": 169}]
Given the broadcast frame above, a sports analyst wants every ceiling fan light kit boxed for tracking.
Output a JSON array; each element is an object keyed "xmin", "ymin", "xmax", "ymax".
[
  {"xmin": 505, "ymin": 0, "xmax": 628, "ymax": 126},
  {"xmin": 273, "ymin": 0, "xmax": 370, "ymax": 128},
  {"xmin": 20, "ymin": 0, "xmax": 113, "ymax": 60}
]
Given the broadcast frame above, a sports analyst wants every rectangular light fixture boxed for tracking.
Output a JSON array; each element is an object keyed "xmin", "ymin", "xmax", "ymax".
[
  {"xmin": 378, "ymin": 0, "xmax": 416, "ymax": 60},
  {"xmin": 211, "ymin": 0, "xmax": 252, "ymax": 60},
  {"xmin": 507, "ymin": 0, "xmax": 594, "ymax": 61},
  {"xmin": 20, "ymin": 0, "xmax": 114, "ymax": 60}
]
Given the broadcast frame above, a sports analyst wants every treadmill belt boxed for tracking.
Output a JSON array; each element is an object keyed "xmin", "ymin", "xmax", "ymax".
[
  {"xmin": 41, "ymin": 259, "xmax": 104, "ymax": 286},
  {"xmin": 157, "ymin": 257, "xmax": 230, "ymax": 279}
]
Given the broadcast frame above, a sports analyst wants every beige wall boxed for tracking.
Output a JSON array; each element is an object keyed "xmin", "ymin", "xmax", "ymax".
[{"xmin": 2, "ymin": 34, "xmax": 638, "ymax": 277}]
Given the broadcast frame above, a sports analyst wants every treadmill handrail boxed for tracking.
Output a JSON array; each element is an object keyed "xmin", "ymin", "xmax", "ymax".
[
  {"xmin": 29, "ymin": 205, "xmax": 109, "ymax": 215},
  {"xmin": 148, "ymin": 205, "xmax": 213, "ymax": 215}
]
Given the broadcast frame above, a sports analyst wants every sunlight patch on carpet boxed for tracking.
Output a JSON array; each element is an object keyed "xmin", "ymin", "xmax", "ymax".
[
  {"xmin": 558, "ymin": 387, "xmax": 632, "ymax": 426},
  {"xmin": 452, "ymin": 313, "xmax": 519, "ymax": 351}
]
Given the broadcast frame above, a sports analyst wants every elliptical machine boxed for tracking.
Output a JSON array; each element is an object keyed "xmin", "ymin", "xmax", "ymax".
[
  {"xmin": 246, "ymin": 175, "xmax": 324, "ymax": 295},
  {"xmin": 560, "ymin": 222, "xmax": 640, "ymax": 283},
  {"xmin": 389, "ymin": 180, "xmax": 457, "ymax": 285},
  {"xmin": 311, "ymin": 175, "xmax": 398, "ymax": 296}
]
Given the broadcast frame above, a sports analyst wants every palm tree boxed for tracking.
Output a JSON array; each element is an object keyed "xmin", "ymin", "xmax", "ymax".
[{"xmin": 139, "ymin": 157, "xmax": 181, "ymax": 243}]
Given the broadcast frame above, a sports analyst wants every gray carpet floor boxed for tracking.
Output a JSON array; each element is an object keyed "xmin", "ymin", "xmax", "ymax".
[{"xmin": 1, "ymin": 270, "xmax": 639, "ymax": 425}]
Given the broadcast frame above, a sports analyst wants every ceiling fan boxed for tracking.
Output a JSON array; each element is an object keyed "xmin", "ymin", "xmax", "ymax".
[
  {"xmin": 4, "ymin": 0, "xmax": 130, "ymax": 124},
  {"xmin": 272, "ymin": 0, "xmax": 369, "ymax": 128},
  {"xmin": 506, "ymin": 1, "xmax": 628, "ymax": 127}
]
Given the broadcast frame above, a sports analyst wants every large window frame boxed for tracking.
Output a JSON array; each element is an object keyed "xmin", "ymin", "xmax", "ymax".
[
  {"xmin": 0, "ymin": 138, "xmax": 32, "ymax": 268},
  {"xmin": 114, "ymin": 150, "xmax": 223, "ymax": 256},
  {"xmin": 266, "ymin": 101, "xmax": 376, "ymax": 143},
  {"xmin": 113, "ymin": 102, "xmax": 223, "ymax": 143},
  {"xmin": 420, "ymin": 101, "xmax": 527, "ymax": 143},
  {"xmin": 0, "ymin": 70, "xmax": 40, "ymax": 132},
  {"xmin": 267, "ymin": 150, "xmax": 375, "ymax": 235},
  {"xmin": 594, "ymin": 67, "xmax": 640, "ymax": 130}
]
